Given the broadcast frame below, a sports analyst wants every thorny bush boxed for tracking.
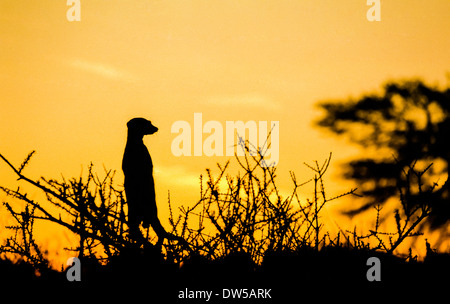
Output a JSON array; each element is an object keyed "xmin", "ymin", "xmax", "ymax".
[{"xmin": 0, "ymin": 140, "xmax": 436, "ymax": 272}]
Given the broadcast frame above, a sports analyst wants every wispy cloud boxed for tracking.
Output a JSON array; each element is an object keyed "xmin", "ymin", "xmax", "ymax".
[
  {"xmin": 69, "ymin": 58, "xmax": 137, "ymax": 82},
  {"xmin": 205, "ymin": 94, "xmax": 281, "ymax": 111}
]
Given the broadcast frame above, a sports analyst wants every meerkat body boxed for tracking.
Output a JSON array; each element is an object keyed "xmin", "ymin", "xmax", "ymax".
[
  {"xmin": 122, "ymin": 118, "xmax": 192, "ymax": 251},
  {"xmin": 122, "ymin": 118, "xmax": 166, "ymax": 240}
]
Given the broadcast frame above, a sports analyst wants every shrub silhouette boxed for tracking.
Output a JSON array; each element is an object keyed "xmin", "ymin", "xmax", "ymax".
[{"xmin": 0, "ymin": 139, "xmax": 448, "ymax": 288}]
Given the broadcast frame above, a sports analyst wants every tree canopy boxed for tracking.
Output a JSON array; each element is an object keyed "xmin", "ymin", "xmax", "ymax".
[{"xmin": 316, "ymin": 79, "xmax": 450, "ymax": 229}]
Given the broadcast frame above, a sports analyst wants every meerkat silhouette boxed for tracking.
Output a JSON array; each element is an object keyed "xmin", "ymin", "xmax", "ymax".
[{"xmin": 122, "ymin": 118, "xmax": 189, "ymax": 248}]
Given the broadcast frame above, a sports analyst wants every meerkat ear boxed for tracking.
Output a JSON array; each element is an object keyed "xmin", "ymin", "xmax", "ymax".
[{"xmin": 127, "ymin": 119, "xmax": 135, "ymax": 129}]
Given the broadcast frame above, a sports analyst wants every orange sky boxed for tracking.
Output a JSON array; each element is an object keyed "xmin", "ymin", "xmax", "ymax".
[{"xmin": 1, "ymin": 0, "xmax": 450, "ymax": 267}]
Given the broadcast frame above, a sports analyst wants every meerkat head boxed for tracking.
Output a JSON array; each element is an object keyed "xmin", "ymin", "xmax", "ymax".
[{"xmin": 127, "ymin": 117, "xmax": 158, "ymax": 136}]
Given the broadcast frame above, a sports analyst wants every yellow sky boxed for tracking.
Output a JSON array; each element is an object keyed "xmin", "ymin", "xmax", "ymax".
[{"xmin": 1, "ymin": 0, "xmax": 450, "ymax": 266}]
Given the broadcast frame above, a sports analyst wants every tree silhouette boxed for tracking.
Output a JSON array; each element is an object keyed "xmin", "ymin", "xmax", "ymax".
[{"xmin": 316, "ymin": 79, "xmax": 450, "ymax": 229}]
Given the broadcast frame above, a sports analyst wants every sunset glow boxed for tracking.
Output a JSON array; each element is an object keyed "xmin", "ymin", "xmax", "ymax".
[{"xmin": 1, "ymin": 0, "xmax": 449, "ymax": 269}]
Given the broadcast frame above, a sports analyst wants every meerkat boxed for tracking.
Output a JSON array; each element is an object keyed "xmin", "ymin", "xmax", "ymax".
[{"xmin": 122, "ymin": 117, "xmax": 190, "ymax": 248}]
